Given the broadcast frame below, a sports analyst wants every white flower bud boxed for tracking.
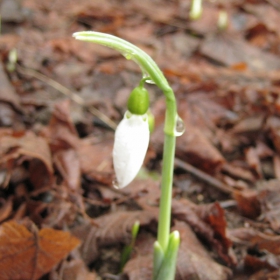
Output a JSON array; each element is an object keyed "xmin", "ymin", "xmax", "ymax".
[{"xmin": 113, "ymin": 111, "xmax": 149, "ymax": 188}]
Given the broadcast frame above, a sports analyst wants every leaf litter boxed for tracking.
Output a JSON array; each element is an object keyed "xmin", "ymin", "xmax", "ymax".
[{"xmin": 2, "ymin": 0, "xmax": 280, "ymax": 279}]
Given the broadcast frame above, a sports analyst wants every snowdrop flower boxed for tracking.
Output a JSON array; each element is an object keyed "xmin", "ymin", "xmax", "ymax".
[{"xmin": 113, "ymin": 83, "xmax": 150, "ymax": 188}]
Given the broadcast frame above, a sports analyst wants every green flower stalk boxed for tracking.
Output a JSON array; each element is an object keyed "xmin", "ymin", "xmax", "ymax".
[{"xmin": 73, "ymin": 31, "xmax": 183, "ymax": 280}]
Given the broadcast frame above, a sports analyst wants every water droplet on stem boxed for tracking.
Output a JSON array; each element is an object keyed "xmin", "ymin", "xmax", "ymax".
[
  {"xmin": 142, "ymin": 72, "xmax": 155, "ymax": 84},
  {"xmin": 174, "ymin": 115, "xmax": 185, "ymax": 136},
  {"xmin": 122, "ymin": 52, "xmax": 133, "ymax": 60}
]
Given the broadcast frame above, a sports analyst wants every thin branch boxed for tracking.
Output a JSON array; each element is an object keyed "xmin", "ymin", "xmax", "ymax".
[
  {"xmin": 174, "ymin": 158, "xmax": 233, "ymax": 194},
  {"xmin": 16, "ymin": 64, "xmax": 117, "ymax": 130}
]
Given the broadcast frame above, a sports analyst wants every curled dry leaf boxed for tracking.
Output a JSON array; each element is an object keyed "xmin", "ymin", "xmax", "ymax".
[
  {"xmin": 201, "ymin": 33, "xmax": 280, "ymax": 71},
  {"xmin": 257, "ymin": 180, "xmax": 280, "ymax": 233},
  {"xmin": 233, "ymin": 179, "xmax": 280, "ymax": 232},
  {"xmin": 233, "ymin": 189, "xmax": 261, "ymax": 219},
  {"xmin": 266, "ymin": 116, "xmax": 280, "ymax": 154},
  {"xmin": 176, "ymin": 122, "xmax": 225, "ymax": 172},
  {"xmin": 245, "ymin": 147, "xmax": 263, "ymax": 179},
  {"xmin": 0, "ymin": 61, "xmax": 21, "ymax": 111},
  {"xmin": 174, "ymin": 222, "xmax": 232, "ymax": 280},
  {"xmin": 0, "ymin": 220, "xmax": 80, "ymax": 280},
  {"xmin": 77, "ymin": 138, "xmax": 114, "ymax": 185},
  {"xmin": 228, "ymin": 227, "xmax": 280, "ymax": 255},
  {"xmin": 172, "ymin": 199, "xmax": 235, "ymax": 265},
  {"xmin": 73, "ymin": 210, "xmax": 157, "ymax": 265},
  {"xmin": 0, "ymin": 130, "xmax": 53, "ymax": 187},
  {"xmin": 53, "ymin": 149, "xmax": 81, "ymax": 191},
  {"xmin": 59, "ymin": 259, "xmax": 97, "ymax": 280},
  {"xmin": 0, "ymin": 196, "xmax": 13, "ymax": 222},
  {"xmin": 244, "ymin": 254, "xmax": 278, "ymax": 276}
]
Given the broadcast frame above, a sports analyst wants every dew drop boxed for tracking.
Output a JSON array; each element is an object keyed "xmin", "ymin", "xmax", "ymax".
[
  {"xmin": 142, "ymin": 72, "xmax": 155, "ymax": 84},
  {"xmin": 122, "ymin": 52, "xmax": 133, "ymax": 60},
  {"xmin": 113, "ymin": 178, "xmax": 120, "ymax": 189},
  {"xmin": 174, "ymin": 115, "xmax": 185, "ymax": 136}
]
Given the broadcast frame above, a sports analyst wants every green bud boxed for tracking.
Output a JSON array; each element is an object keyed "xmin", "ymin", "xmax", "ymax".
[{"xmin": 127, "ymin": 85, "xmax": 149, "ymax": 115}]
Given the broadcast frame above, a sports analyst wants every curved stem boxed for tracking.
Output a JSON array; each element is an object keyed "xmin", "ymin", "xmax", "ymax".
[
  {"xmin": 73, "ymin": 31, "xmax": 177, "ymax": 136},
  {"xmin": 73, "ymin": 31, "xmax": 179, "ymax": 279}
]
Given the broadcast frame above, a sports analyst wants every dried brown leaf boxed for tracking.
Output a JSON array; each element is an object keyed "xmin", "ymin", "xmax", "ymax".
[
  {"xmin": 201, "ymin": 33, "xmax": 280, "ymax": 71},
  {"xmin": 0, "ymin": 220, "xmax": 80, "ymax": 280},
  {"xmin": 228, "ymin": 227, "xmax": 280, "ymax": 255},
  {"xmin": 0, "ymin": 196, "xmax": 13, "ymax": 222},
  {"xmin": 53, "ymin": 149, "xmax": 81, "ymax": 191},
  {"xmin": 174, "ymin": 222, "xmax": 232, "ymax": 280},
  {"xmin": 77, "ymin": 138, "xmax": 114, "ymax": 185},
  {"xmin": 245, "ymin": 147, "xmax": 263, "ymax": 179},
  {"xmin": 257, "ymin": 180, "xmax": 280, "ymax": 233},
  {"xmin": 0, "ymin": 131, "xmax": 53, "ymax": 179},
  {"xmin": 172, "ymin": 199, "xmax": 234, "ymax": 265},
  {"xmin": 234, "ymin": 189, "xmax": 261, "ymax": 219},
  {"xmin": 0, "ymin": 61, "xmax": 21, "ymax": 110},
  {"xmin": 44, "ymin": 100, "xmax": 80, "ymax": 152},
  {"xmin": 244, "ymin": 4, "xmax": 280, "ymax": 35},
  {"xmin": 244, "ymin": 254, "xmax": 278, "ymax": 275},
  {"xmin": 73, "ymin": 210, "xmax": 157, "ymax": 265},
  {"xmin": 266, "ymin": 116, "xmax": 280, "ymax": 154},
  {"xmin": 60, "ymin": 259, "xmax": 97, "ymax": 280}
]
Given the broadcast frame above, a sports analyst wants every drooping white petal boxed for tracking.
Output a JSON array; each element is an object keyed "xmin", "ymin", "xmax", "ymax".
[{"xmin": 113, "ymin": 111, "xmax": 149, "ymax": 188}]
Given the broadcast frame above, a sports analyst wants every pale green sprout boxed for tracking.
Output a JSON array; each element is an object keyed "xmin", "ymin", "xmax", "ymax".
[
  {"xmin": 7, "ymin": 48, "xmax": 18, "ymax": 72},
  {"xmin": 73, "ymin": 31, "xmax": 184, "ymax": 280},
  {"xmin": 218, "ymin": 10, "xmax": 229, "ymax": 30},
  {"xmin": 189, "ymin": 0, "xmax": 203, "ymax": 20},
  {"xmin": 120, "ymin": 220, "xmax": 140, "ymax": 272}
]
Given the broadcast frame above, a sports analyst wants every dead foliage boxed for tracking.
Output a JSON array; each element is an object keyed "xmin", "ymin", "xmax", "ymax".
[{"xmin": 1, "ymin": 0, "xmax": 280, "ymax": 278}]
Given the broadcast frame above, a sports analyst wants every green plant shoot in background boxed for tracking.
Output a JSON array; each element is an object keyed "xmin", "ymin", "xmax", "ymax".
[{"xmin": 73, "ymin": 31, "xmax": 184, "ymax": 280}]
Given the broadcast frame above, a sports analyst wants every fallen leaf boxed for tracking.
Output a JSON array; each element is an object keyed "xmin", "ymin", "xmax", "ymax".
[
  {"xmin": 244, "ymin": 4, "xmax": 280, "ymax": 35},
  {"xmin": 60, "ymin": 259, "xmax": 97, "ymax": 280},
  {"xmin": 174, "ymin": 222, "xmax": 232, "ymax": 280},
  {"xmin": 228, "ymin": 227, "xmax": 280, "ymax": 255},
  {"xmin": 173, "ymin": 199, "xmax": 234, "ymax": 265},
  {"xmin": 221, "ymin": 162, "xmax": 256, "ymax": 182},
  {"xmin": 0, "ymin": 130, "xmax": 53, "ymax": 182},
  {"xmin": 77, "ymin": 138, "xmax": 114, "ymax": 184},
  {"xmin": 53, "ymin": 149, "xmax": 81, "ymax": 191},
  {"xmin": 44, "ymin": 100, "xmax": 80, "ymax": 152},
  {"xmin": 201, "ymin": 33, "xmax": 280, "ymax": 71},
  {"xmin": 234, "ymin": 189, "xmax": 261, "ymax": 219},
  {"xmin": 73, "ymin": 210, "xmax": 157, "ymax": 265},
  {"xmin": 0, "ymin": 61, "xmax": 21, "ymax": 111},
  {"xmin": 244, "ymin": 254, "xmax": 277, "ymax": 275},
  {"xmin": 0, "ymin": 196, "xmax": 13, "ymax": 222},
  {"xmin": 245, "ymin": 147, "xmax": 263, "ymax": 179},
  {"xmin": 257, "ymin": 179, "xmax": 280, "ymax": 233},
  {"xmin": 0, "ymin": 220, "xmax": 80, "ymax": 280},
  {"xmin": 266, "ymin": 116, "xmax": 280, "ymax": 154}
]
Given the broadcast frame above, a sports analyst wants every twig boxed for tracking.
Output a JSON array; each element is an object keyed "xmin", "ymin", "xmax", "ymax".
[
  {"xmin": 174, "ymin": 158, "xmax": 233, "ymax": 194},
  {"xmin": 16, "ymin": 64, "xmax": 117, "ymax": 130}
]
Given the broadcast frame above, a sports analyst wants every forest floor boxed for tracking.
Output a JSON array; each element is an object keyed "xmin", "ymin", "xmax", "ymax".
[{"xmin": 1, "ymin": 0, "xmax": 280, "ymax": 279}]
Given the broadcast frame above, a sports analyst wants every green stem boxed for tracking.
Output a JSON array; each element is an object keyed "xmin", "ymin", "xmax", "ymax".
[{"xmin": 157, "ymin": 134, "xmax": 175, "ymax": 251}]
